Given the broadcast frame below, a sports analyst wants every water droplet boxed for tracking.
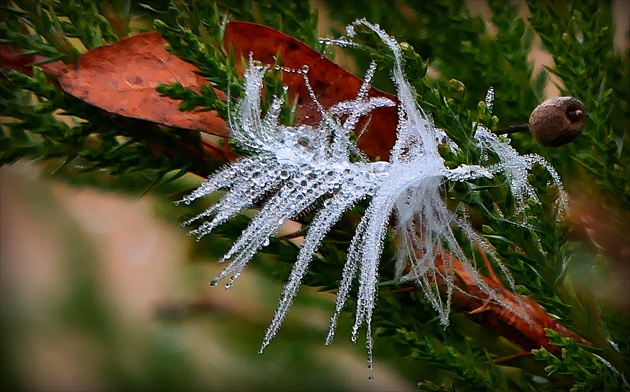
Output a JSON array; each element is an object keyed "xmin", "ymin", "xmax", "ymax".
[{"xmin": 301, "ymin": 65, "xmax": 309, "ymax": 74}]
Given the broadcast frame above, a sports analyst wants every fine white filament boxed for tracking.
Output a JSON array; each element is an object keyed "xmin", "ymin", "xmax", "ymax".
[{"xmin": 176, "ymin": 19, "xmax": 567, "ymax": 371}]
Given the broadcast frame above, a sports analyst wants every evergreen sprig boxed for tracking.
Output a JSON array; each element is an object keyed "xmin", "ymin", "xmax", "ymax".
[
  {"xmin": 527, "ymin": 0, "xmax": 630, "ymax": 206},
  {"xmin": 0, "ymin": 0, "xmax": 225, "ymax": 193},
  {"xmin": 532, "ymin": 329, "xmax": 628, "ymax": 391}
]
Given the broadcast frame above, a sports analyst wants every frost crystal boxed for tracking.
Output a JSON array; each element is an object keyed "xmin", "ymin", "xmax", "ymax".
[{"xmin": 178, "ymin": 19, "xmax": 568, "ymax": 370}]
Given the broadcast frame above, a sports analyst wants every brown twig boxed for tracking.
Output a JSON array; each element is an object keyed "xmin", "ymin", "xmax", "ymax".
[
  {"xmin": 492, "ymin": 351, "xmax": 532, "ymax": 364},
  {"xmin": 494, "ymin": 123, "xmax": 530, "ymax": 135}
]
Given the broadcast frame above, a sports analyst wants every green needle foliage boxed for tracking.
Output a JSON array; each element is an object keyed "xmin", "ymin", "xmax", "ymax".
[{"xmin": 1, "ymin": 0, "xmax": 628, "ymax": 391}]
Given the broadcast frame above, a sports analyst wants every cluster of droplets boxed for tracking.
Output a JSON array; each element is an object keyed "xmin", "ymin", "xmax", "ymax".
[
  {"xmin": 473, "ymin": 89, "xmax": 568, "ymax": 216},
  {"xmin": 178, "ymin": 18, "xmax": 568, "ymax": 375},
  {"xmin": 178, "ymin": 49, "xmax": 396, "ymax": 359}
]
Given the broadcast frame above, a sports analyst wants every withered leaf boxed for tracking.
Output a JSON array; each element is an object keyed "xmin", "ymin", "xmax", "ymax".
[
  {"xmin": 445, "ymin": 255, "xmax": 589, "ymax": 355},
  {"xmin": 58, "ymin": 32, "xmax": 229, "ymax": 136},
  {"xmin": 224, "ymin": 21, "xmax": 398, "ymax": 160},
  {"xmin": 54, "ymin": 23, "xmax": 398, "ymax": 159},
  {"xmin": 0, "ymin": 44, "xmax": 37, "ymax": 75}
]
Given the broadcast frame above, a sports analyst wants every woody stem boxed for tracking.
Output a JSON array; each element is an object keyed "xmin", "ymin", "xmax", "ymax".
[{"xmin": 494, "ymin": 124, "xmax": 530, "ymax": 135}]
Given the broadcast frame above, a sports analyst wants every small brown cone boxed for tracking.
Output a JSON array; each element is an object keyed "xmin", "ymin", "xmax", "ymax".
[{"xmin": 528, "ymin": 96, "xmax": 587, "ymax": 147}]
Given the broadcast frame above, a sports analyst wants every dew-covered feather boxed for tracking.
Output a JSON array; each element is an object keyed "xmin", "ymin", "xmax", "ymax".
[{"xmin": 178, "ymin": 18, "xmax": 569, "ymax": 372}]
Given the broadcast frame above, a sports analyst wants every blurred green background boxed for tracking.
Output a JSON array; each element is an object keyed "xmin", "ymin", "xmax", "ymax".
[{"xmin": 0, "ymin": 162, "xmax": 417, "ymax": 391}]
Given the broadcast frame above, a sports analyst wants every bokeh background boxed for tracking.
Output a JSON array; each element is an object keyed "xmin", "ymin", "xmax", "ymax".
[{"xmin": 1, "ymin": 160, "xmax": 417, "ymax": 391}]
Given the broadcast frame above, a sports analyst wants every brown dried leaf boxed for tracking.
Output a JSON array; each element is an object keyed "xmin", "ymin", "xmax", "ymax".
[
  {"xmin": 0, "ymin": 44, "xmax": 38, "ymax": 75},
  {"xmin": 224, "ymin": 21, "xmax": 398, "ymax": 160},
  {"xmin": 443, "ymin": 254, "xmax": 589, "ymax": 356},
  {"xmin": 58, "ymin": 32, "xmax": 229, "ymax": 136},
  {"xmin": 45, "ymin": 22, "xmax": 398, "ymax": 159}
]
